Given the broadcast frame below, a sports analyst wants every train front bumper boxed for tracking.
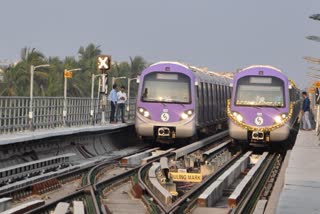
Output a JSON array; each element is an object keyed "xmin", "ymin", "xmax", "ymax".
[
  {"xmin": 135, "ymin": 114, "xmax": 196, "ymax": 138},
  {"xmin": 229, "ymin": 121, "xmax": 290, "ymax": 142}
]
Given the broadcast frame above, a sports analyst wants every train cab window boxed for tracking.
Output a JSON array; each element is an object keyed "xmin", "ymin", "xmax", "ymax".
[
  {"xmin": 235, "ymin": 76, "xmax": 285, "ymax": 107},
  {"xmin": 141, "ymin": 72, "xmax": 191, "ymax": 104}
]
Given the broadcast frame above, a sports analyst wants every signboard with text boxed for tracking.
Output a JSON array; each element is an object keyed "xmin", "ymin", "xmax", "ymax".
[{"xmin": 170, "ymin": 172, "xmax": 202, "ymax": 183}]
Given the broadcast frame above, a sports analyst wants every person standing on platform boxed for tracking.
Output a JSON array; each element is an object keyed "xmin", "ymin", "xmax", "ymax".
[
  {"xmin": 108, "ymin": 84, "xmax": 118, "ymax": 124},
  {"xmin": 116, "ymin": 86, "xmax": 127, "ymax": 123},
  {"xmin": 301, "ymin": 91, "xmax": 312, "ymax": 130}
]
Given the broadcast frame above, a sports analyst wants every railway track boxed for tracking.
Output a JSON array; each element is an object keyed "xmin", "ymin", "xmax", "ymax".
[
  {"xmin": 4, "ymin": 145, "xmax": 152, "ymax": 214},
  {"xmin": 138, "ymin": 132, "xmax": 237, "ymax": 213},
  {"xmin": 7, "ymin": 131, "xmax": 284, "ymax": 214},
  {"xmin": 137, "ymin": 138, "xmax": 284, "ymax": 213}
]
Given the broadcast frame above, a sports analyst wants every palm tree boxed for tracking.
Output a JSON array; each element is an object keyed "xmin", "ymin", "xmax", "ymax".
[
  {"xmin": 19, "ymin": 47, "xmax": 49, "ymax": 96},
  {"xmin": 46, "ymin": 57, "xmax": 64, "ymax": 96},
  {"xmin": 0, "ymin": 47, "xmax": 48, "ymax": 96},
  {"xmin": 129, "ymin": 56, "xmax": 146, "ymax": 97},
  {"xmin": 0, "ymin": 65, "xmax": 27, "ymax": 96},
  {"xmin": 129, "ymin": 56, "xmax": 146, "ymax": 77},
  {"xmin": 67, "ymin": 43, "xmax": 103, "ymax": 97}
]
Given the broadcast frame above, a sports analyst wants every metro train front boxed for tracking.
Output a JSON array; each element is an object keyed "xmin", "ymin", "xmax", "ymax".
[
  {"xmin": 228, "ymin": 65, "xmax": 300, "ymax": 147},
  {"xmin": 135, "ymin": 62, "xmax": 196, "ymax": 143}
]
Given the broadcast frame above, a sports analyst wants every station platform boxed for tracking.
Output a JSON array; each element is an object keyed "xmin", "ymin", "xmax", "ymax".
[
  {"xmin": 276, "ymin": 130, "xmax": 320, "ymax": 214},
  {"xmin": 0, "ymin": 122, "xmax": 134, "ymax": 145}
]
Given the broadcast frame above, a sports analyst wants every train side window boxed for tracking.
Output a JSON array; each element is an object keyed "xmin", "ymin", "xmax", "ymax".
[
  {"xmin": 196, "ymin": 84, "xmax": 199, "ymax": 98},
  {"xmin": 217, "ymin": 85, "xmax": 220, "ymax": 118},
  {"xmin": 289, "ymin": 88, "xmax": 294, "ymax": 101},
  {"xmin": 209, "ymin": 83, "xmax": 213, "ymax": 121},
  {"xmin": 223, "ymin": 86, "xmax": 227, "ymax": 116},
  {"xmin": 200, "ymin": 82, "xmax": 204, "ymax": 122},
  {"xmin": 213, "ymin": 84, "xmax": 217, "ymax": 120},
  {"xmin": 204, "ymin": 83, "xmax": 208, "ymax": 120},
  {"xmin": 220, "ymin": 85, "xmax": 224, "ymax": 117}
]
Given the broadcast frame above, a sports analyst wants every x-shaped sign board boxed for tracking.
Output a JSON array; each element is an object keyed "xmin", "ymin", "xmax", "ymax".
[{"xmin": 97, "ymin": 55, "xmax": 111, "ymax": 71}]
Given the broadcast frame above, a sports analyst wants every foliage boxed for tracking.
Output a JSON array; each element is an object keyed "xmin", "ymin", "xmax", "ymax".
[{"xmin": 0, "ymin": 44, "xmax": 147, "ymax": 97}]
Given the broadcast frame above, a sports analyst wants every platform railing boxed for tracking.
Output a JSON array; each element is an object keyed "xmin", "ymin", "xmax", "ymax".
[{"xmin": 0, "ymin": 96, "xmax": 136, "ymax": 134}]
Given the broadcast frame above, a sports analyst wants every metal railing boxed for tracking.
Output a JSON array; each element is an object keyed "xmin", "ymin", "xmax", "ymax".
[{"xmin": 0, "ymin": 96, "xmax": 136, "ymax": 134}]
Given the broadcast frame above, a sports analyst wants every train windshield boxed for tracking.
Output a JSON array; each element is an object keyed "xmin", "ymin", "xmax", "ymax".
[
  {"xmin": 141, "ymin": 72, "xmax": 191, "ymax": 104},
  {"xmin": 235, "ymin": 76, "xmax": 285, "ymax": 107}
]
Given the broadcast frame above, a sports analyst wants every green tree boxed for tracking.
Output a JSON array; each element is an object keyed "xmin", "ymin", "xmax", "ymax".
[{"xmin": 0, "ymin": 47, "xmax": 49, "ymax": 96}]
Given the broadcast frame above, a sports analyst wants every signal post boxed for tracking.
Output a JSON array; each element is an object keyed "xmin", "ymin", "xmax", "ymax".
[{"xmin": 97, "ymin": 55, "xmax": 112, "ymax": 125}]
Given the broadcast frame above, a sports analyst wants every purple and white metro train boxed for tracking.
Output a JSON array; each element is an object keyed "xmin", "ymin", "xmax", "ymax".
[
  {"xmin": 228, "ymin": 65, "xmax": 300, "ymax": 149},
  {"xmin": 135, "ymin": 61, "xmax": 231, "ymax": 143}
]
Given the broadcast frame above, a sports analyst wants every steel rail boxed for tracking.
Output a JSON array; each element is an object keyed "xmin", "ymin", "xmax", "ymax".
[
  {"xmin": 138, "ymin": 135, "xmax": 238, "ymax": 213},
  {"xmin": 232, "ymin": 153, "xmax": 278, "ymax": 214}
]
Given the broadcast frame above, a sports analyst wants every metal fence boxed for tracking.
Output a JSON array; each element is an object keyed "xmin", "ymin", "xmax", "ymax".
[{"xmin": 0, "ymin": 96, "xmax": 136, "ymax": 134}]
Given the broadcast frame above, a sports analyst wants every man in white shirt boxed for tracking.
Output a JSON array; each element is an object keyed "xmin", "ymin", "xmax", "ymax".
[{"xmin": 116, "ymin": 86, "xmax": 127, "ymax": 123}]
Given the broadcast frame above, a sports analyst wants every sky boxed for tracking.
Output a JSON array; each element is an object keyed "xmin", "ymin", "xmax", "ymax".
[{"xmin": 0, "ymin": 0, "xmax": 319, "ymax": 88}]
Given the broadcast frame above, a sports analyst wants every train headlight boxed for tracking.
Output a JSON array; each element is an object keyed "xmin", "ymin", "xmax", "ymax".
[
  {"xmin": 274, "ymin": 113, "xmax": 287, "ymax": 124},
  {"xmin": 236, "ymin": 114, "xmax": 243, "ymax": 122},
  {"xmin": 274, "ymin": 116, "xmax": 282, "ymax": 123},
  {"xmin": 181, "ymin": 112, "xmax": 189, "ymax": 120},
  {"xmin": 138, "ymin": 107, "xmax": 151, "ymax": 118},
  {"xmin": 232, "ymin": 112, "xmax": 243, "ymax": 122},
  {"xmin": 180, "ymin": 109, "xmax": 193, "ymax": 120},
  {"xmin": 143, "ymin": 111, "xmax": 150, "ymax": 117}
]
